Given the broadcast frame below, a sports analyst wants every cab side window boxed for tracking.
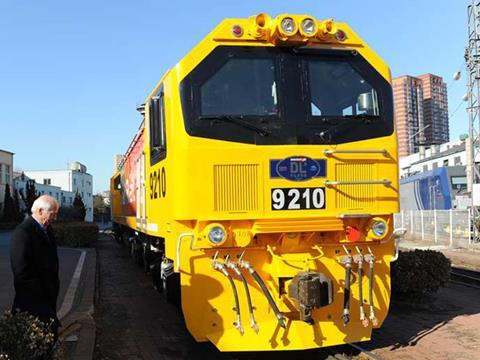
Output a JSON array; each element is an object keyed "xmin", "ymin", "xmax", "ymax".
[{"xmin": 150, "ymin": 87, "xmax": 167, "ymax": 165}]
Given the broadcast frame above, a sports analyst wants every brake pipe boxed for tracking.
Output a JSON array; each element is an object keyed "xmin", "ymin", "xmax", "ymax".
[
  {"xmin": 212, "ymin": 260, "xmax": 244, "ymax": 335},
  {"xmin": 342, "ymin": 253, "xmax": 352, "ymax": 325},
  {"xmin": 239, "ymin": 259, "xmax": 286, "ymax": 329},
  {"xmin": 355, "ymin": 247, "xmax": 369, "ymax": 328},
  {"xmin": 225, "ymin": 259, "xmax": 259, "ymax": 333},
  {"xmin": 366, "ymin": 247, "xmax": 379, "ymax": 326}
]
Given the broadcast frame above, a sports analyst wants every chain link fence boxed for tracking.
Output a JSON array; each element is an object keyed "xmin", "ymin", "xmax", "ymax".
[{"xmin": 394, "ymin": 210, "xmax": 475, "ymax": 248}]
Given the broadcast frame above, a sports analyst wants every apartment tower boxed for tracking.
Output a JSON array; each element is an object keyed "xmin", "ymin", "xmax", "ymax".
[
  {"xmin": 393, "ymin": 76, "xmax": 425, "ymax": 157},
  {"xmin": 417, "ymin": 73, "xmax": 449, "ymax": 146},
  {"xmin": 393, "ymin": 73, "xmax": 449, "ymax": 157}
]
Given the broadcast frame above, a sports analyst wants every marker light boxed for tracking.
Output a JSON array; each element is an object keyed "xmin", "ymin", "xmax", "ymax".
[
  {"xmin": 280, "ymin": 17, "xmax": 297, "ymax": 35},
  {"xmin": 232, "ymin": 25, "xmax": 243, "ymax": 37},
  {"xmin": 301, "ymin": 18, "xmax": 316, "ymax": 36},
  {"xmin": 371, "ymin": 220, "xmax": 387, "ymax": 238},
  {"xmin": 208, "ymin": 225, "xmax": 226, "ymax": 245},
  {"xmin": 335, "ymin": 29, "xmax": 347, "ymax": 41}
]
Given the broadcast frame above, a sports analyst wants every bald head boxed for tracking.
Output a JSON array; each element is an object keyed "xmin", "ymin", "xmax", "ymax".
[{"xmin": 31, "ymin": 195, "xmax": 59, "ymax": 226}]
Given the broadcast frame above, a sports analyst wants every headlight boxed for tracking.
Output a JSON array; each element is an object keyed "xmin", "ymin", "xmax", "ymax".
[
  {"xmin": 208, "ymin": 225, "xmax": 226, "ymax": 245},
  {"xmin": 280, "ymin": 17, "xmax": 297, "ymax": 35},
  {"xmin": 371, "ymin": 220, "xmax": 387, "ymax": 238},
  {"xmin": 301, "ymin": 18, "xmax": 316, "ymax": 35}
]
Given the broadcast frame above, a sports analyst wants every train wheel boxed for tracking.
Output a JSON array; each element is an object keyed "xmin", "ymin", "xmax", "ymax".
[
  {"xmin": 142, "ymin": 245, "xmax": 151, "ymax": 273},
  {"xmin": 162, "ymin": 272, "xmax": 180, "ymax": 306},
  {"xmin": 151, "ymin": 263, "xmax": 162, "ymax": 293}
]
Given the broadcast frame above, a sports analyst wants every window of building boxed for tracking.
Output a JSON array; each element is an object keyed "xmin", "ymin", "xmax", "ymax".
[
  {"xmin": 454, "ymin": 156, "xmax": 461, "ymax": 165},
  {"xmin": 432, "ymin": 162, "xmax": 438, "ymax": 169},
  {"xmin": 423, "ymin": 165, "xmax": 428, "ymax": 172},
  {"xmin": 5, "ymin": 165, "xmax": 10, "ymax": 184},
  {"xmin": 44, "ymin": 178, "xmax": 51, "ymax": 185},
  {"xmin": 451, "ymin": 176, "xmax": 467, "ymax": 190},
  {"xmin": 443, "ymin": 159, "xmax": 449, "ymax": 167}
]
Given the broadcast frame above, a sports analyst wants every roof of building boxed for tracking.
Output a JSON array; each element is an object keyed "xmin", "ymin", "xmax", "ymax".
[
  {"xmin": 0, "ymin": 149, "xmax": 14, "ymax": 155},
  {"xmin": 410, "ymin": 142, "xmax": 465, "ymax": 166}
]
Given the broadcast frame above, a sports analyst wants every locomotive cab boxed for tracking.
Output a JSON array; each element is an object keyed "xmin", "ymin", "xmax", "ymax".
[{"xmin": 111, "ymin": 13, "xmax": 399, "ymax": 352}]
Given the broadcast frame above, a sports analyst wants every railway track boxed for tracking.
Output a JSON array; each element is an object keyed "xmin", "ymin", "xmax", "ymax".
[
  {"xmin": 322, "ymin": 343, "xmax": 383, "ymax": 360},
  {"xmin": 450, "ymin": 266, "xmax": 480, "ymax": 289}
]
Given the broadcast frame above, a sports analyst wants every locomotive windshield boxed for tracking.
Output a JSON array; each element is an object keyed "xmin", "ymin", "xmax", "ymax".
[{"xmin": 180, "ymin": 46, "xmax": 393, "ymax": 145}]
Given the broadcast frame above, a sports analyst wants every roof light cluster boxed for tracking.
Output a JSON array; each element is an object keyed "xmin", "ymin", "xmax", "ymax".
[{"xmin": 231, "ymin": 13, "xmax": 347, "ymax": 44}]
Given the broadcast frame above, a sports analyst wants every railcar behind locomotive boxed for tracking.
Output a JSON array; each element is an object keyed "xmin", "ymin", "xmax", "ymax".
[{"xmin": 111, "ymin": 13, "xmax": 400, "ymax": 351}]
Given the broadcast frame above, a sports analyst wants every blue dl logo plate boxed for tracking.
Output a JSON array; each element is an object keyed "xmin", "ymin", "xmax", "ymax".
[{"xmin": 270, "ymin": 156, "xmax": 326, "ymax": 181}]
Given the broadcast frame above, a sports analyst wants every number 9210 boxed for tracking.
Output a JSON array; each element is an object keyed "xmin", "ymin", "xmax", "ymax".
[{"xmin": 271, "ymin": 187, "xmax": 325, "ymax": 211}]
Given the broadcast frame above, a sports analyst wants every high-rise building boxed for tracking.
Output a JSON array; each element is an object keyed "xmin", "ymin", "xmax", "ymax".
[
  {"xmin": 393, "ymin": 73, "xmax": 449, "ymax": 157},
  {"xmin": 393, "ymin": 76, "xmax": 425, "ymax": 157},
  {"xmin": 417, "ymin": 73, "xmax": 449, "ymax": 146}
]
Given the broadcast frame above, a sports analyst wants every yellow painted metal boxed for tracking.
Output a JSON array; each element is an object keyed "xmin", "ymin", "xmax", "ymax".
[{"xmin": 111, "ymin": 13, "xmax": 399, "ymax": 352}]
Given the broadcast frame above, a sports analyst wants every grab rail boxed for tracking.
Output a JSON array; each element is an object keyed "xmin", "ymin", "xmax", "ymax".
[
  {"xmin": 324, "ymin": 180, "xmax": 391, "ymax": 186},
  {"xmin": 323, "ymin": 149, "xmax": 387, "ymax": 155}
]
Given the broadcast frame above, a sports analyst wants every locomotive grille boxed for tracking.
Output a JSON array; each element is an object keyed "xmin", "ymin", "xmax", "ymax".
[
  {"xmin": 335, "ymin": 163, "xmax": 377, "ymax": 210},
  {"xmin": 213, "ymin": 164, "xmax": 260, "ymax": 212}
]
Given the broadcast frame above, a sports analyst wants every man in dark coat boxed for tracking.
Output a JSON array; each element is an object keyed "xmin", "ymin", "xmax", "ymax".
[{"xmin": 10, "ymin": 195, "xmax": 60, "ymax": 341}]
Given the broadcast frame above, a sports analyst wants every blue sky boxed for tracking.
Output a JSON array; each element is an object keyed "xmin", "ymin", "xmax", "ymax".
[{"xmin": 0, "ymin": 0, "xmax": 469, "ymax": 192}]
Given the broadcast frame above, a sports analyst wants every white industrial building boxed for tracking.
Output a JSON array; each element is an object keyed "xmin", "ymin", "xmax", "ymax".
[
  {"xmin": 24, "ymin": 162, "xmax": 94, "ymax": 221},
  {"xmin": 14, "ymin": 174, "xmax": 76, "ymax": 210},
  {"xmin": 399, "ymin": 138, "xmax": 479, "ymax": 178}
]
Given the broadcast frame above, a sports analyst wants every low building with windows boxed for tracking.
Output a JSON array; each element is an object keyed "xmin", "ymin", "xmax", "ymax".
[
  {"xmin": 23, "ymin": 162, "xmax": 93, "ymax": 221},
  {"xmin": 398, "ymin": 139, "xmax": 477, "ymax": 178},
  {"xmin": 0, "ymin": 149, "xmax": 14, "ymax": 217},
  {"xmin": 14, "ymin": 173, "xmax": 76, "ymax": 211}
]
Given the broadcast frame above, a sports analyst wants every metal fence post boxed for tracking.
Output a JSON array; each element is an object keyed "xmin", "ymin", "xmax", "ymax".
[
  {"xmin": 410, "ymin": 210, "xmax": 414, "ymax": 236},
  {"xmin": 468, "ymin": 207, "xmax": 472, "ymax": 246},
  {"xmin": 434, "ymin": 209, "xmax": 438, "ymax": 243},
  {"xmin": 449, "ymin": 209, "xmax": 453, "ymax": 247},
  {"xmin": 421, "ymin": 210, "xmax": 424, "ymax": 241}
]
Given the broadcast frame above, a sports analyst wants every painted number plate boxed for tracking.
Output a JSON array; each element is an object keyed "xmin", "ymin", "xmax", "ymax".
[{"xmin": 271, "ymin": 187, "xmax": 326, "ymax": 210}]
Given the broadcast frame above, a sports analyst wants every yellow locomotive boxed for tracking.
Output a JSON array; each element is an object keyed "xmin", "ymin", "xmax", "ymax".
[{"xmin": 111, "ymin": 13, "xmax": 399, "ymax": 351}]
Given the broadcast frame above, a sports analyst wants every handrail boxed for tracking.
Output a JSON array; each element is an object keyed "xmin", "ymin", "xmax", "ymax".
[
  {"xmin": 324, "ymin": 180, "xmax": 391, "ymax": 186},
  {"xmin": 175, "ymin": 232, "xmax": 194, "ymax": 271},
  {"xmin": 323, "ymin": 149, "xmax": 387, "ymax": 155},
  {"xmin": 266, "ymin": 244, "xmax": 324, "ymax": 263}
]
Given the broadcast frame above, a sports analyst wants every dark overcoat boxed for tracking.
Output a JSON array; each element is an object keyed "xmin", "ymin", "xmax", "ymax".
[{"xmin": 10, "ymin": 216, "xmax": 60, "ymax": 327}]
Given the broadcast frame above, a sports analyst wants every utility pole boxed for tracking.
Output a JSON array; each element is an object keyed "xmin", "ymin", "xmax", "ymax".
[{"xmin": 466, "ymin": 1, "xmax": 480, "ymax": 240}]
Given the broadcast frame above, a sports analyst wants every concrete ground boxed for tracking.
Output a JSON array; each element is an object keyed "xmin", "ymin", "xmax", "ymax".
[{"xmin": 361, "ymin": 237, "xmax": 480, "ymax": 359}]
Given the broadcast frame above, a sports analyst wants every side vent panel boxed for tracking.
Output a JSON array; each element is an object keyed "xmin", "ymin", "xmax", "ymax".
[
  {"xmin": 214, "ymin": 164, "xmax": 259, "ymax": 213},
  {"xmin": 335, "ymin": 163, "xmax": 377, "ymax": 210}
]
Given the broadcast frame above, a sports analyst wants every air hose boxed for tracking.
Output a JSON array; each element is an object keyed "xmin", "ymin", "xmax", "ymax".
[
  {"xmin": 226, "ymin": 260, "xmax": 259, "ymax": 333},
  {"xmin": 367, "ymin": 254, "xmax": 378, "ymax": 326},
  {"xmin": 239, "ymin": 260, "xmax": 286, "ymax": 329},
  {"xmin": 212, "ymin": 261, "xmax": 244, "ymax": 335},
  {"xmin": 342, "ymin": 256, "xmax": 352, "ymax": 325},
  {"xmin": 357, "ymin": 255, "xmax": 369, "ymax": 327}
]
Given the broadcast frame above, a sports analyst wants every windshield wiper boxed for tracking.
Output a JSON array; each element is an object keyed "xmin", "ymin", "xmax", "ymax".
[
  {"xmin": 198, "ymin": 115, "xmax": 271, "ymax": 136},
  {"xmin": 315, "ymin": 115, "xmax": 381, "ymax": 143}
]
